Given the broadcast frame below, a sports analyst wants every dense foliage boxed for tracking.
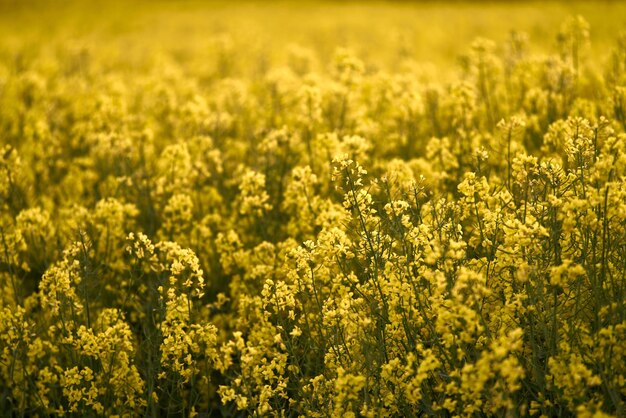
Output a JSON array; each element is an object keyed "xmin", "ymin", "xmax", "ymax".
[{"xmin": 1, "ymin": 2, "xmax": 625, "ymax": 417}]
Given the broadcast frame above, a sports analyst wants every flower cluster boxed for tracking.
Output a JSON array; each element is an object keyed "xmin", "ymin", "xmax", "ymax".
[{"xmin": 1, "ymin": 3, "xmax": 626, "ymax": 417}]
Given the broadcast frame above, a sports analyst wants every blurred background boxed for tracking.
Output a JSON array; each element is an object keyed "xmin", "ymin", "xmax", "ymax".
[{"xmin": 1, "ymin": 1, "xmax": 625, "ymax": 80}]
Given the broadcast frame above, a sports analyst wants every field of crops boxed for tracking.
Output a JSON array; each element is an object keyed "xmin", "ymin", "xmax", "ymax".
[{"xmin": 1, "ymin": 1, "xmax": 626, "ymax": 416}]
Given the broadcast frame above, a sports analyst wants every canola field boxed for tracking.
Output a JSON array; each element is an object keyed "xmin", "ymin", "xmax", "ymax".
[{"xmin": 1, "ymin": 1, "xmax": 626, "ymax": 416}]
